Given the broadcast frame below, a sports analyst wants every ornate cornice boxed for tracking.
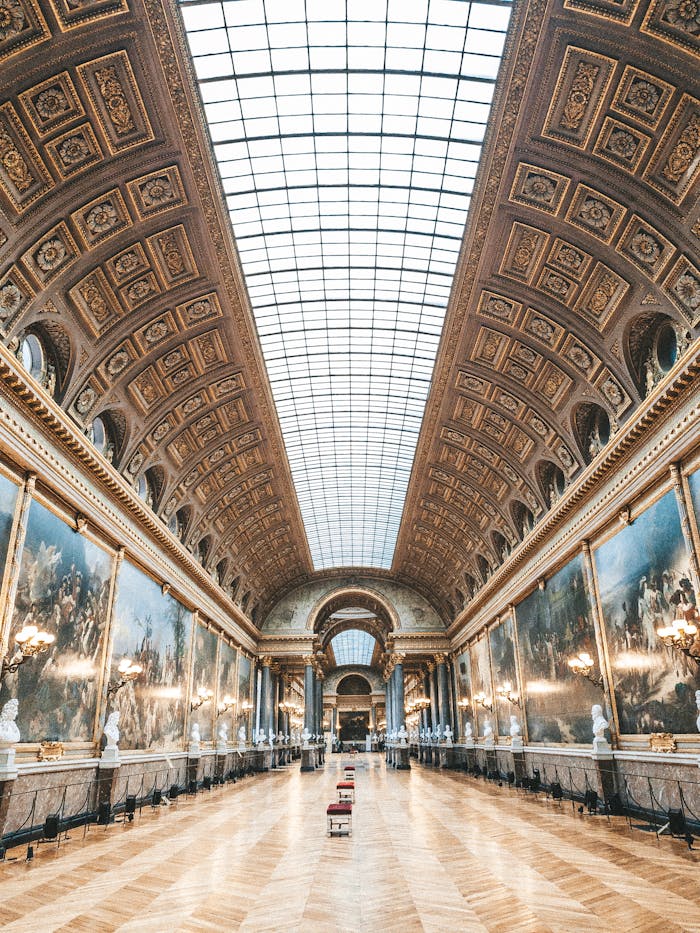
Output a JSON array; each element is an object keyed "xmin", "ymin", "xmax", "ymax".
[{"xmin": 0, "ymin": 341, "xmax": 258, "ymax": 649}]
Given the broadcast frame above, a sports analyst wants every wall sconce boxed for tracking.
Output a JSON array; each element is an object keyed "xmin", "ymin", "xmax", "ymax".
[
  {"xmin": 567, "ymin": 651, "xmax": 604, "ymax": 687},
  {"xmin": 191, "ymin": 686, "xmax": 214, "ymax": 711},
  {"xmin": 107, "ymin": 657, "xmax": 143, "ymax": 697},
  {"xmin": 496, "ymin": 681, "xmax": 521, "ymax": 707},
  {"xmin": 240, "ymin": 700, "xmax": 253, "ymax": 713},
  {"xmin": 657, "ymin": 619, "xmax": 699, "ymax": 662},
  {"xmin": 457, "ymin": 698, "xmax": 471, "ymax": 710},
  {"xmin": 1, "ymin": 625, "xmax": 55, "ymax": 682},
  {"xmin": 217, "ymin": 695, "xmax": 236, "ymax": 716},
  {"xmin": 473, "ymin": 692, "xmax": 492, "ymax": 711}
]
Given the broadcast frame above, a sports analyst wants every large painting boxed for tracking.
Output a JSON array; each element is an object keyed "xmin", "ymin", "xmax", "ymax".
[
  {"xmin": 489, "ymin": 616, "xmax": 519, "ymax": 737},
  {"xmin": 516, "ymin": 555, "xmax": 599, "ymax": 744},
  {"xmin": 595, "ymin": 489, "xmax": 698, "ymax": 735},
  {"xmin": 190, "ymin": 622, "xmax": 218, "ymax": 742},
  {"xmin": 0, "ymin": 473, "xmax": 18, "ymax": 590},
  {"xmin": 236, "ymin": 653, "xmax": 252, "ymax": 741},
  {"xmin": 455, "ymin": 649, "xmax": 474, "ymax": 735},
  {"xmin": 217, "ymin": 640, "xmax": 237, "ymax": 741},
  {"xmin": 1, "ymin": 498, "xmax": 113, "ymax": 742},
  {"xmin": 469, "ymin": 635, "xmax": 494, "ymax": 737},
  {"xmin": 110, "ymin": 561, "xmax": 193, "ymax": 750}
]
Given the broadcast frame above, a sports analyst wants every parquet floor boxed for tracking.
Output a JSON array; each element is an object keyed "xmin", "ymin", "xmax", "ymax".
[{"xmin": 0, "ymin": 756, "xmax": 698, "ymax": 932}]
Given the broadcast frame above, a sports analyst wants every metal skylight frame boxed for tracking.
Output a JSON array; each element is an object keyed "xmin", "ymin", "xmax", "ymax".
[
  {"xmin": 179, "ymin": 0, "xmax": 512, "ymax": 569},
  {"xmin": 330, "ymin": 629, "xmax": 377, "ymax": 666}
]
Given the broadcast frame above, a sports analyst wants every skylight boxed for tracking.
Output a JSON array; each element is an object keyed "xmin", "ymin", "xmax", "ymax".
[
  {"xmin": 330, "ymin": 629, "xmax": 377, "ymax": 666},
  {"xmin": 179, "ymin": 0, "xmax": 512, "ymax": 568}
]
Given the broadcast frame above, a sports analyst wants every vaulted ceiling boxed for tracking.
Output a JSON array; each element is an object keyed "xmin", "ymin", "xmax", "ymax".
[
  {"xmin": 393, "ymin": 0, "xmax": 700, "ymax": 612},
  {"xmin": 0, "ymin": 0, "xmax": 698, "ymax": 624}
]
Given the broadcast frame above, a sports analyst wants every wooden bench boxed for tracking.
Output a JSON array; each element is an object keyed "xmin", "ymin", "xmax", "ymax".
[
  {"xmin": 337, "ymin": 781, "xmax": 355, "ymax": 803},
  {"xmin": 327, "ymin": 802, "xmax": 352, "ymax": 836}
]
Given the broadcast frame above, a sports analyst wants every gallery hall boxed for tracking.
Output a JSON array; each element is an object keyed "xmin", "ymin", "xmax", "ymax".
[{"xmin": 0, "ymin": 0, "xmax": 699, "ymax": 928}]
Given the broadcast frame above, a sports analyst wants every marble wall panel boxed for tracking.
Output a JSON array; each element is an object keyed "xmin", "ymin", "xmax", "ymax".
[{"xmin": 4, "ymin": 767, "xmax": 97, "ymax": 835}]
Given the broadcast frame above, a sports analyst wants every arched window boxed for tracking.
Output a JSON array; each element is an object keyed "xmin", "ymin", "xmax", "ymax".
[
  {"xmin": 86, "ymin": 415, "xmax": 115, "ymax": 463},
  {"xmin": 16, "ymin": 332, "xmax": 56, "ymax": 395},
  {"xmin": 574, "ymin": 403, "xmax": 611, "ymax": 464},
  {"xmin": 135, "ymin": 473, "xmax": 154, "ymax": 508}
]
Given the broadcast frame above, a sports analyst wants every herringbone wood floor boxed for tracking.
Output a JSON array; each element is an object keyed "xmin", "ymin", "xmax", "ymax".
[{"xmin": 0, "ymin": 757, "xmax": 698, "ymax": 932}]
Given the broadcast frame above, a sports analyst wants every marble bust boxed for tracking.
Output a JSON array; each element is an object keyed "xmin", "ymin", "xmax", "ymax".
[
  {"xmin": 695, "ymin": 689, "xmax": 700, "ymax": 733},
  {"xmin": 464, "ymin": 721, "xmax": 473, "ymax": 739},
  {"xmin": 0, "ymin": 699, "xmax": 20, "ymax": 745},
  {"xmin": 398, "ymin": 723, "xmax": 408, "ymax": 745},
  {"xmin": 238, "ymin": 725, "xmax": 246, "ymax": 745},
  {"xmin": 509, "ymin": 715, "xmax": 521, "ymax": 737},
  {"xmin": 217, "ymin": 722, "xmax": 228, "ymax": 744},
  {"xmin": 591, "ymin": 704, "xmax": 608, "ymax": 739},
  {"xmin": 103, "ymin": 711, "xmax": 120, "ymax": 749},
  {"xmin": 443, "ymin": 724, "xmax": 453, "ymax": 745},
  {"xmin": 301, "ymin": 727, "xmax": 311, "ymax": 747},
  {"xmin": 483, "ymin": 720, "xmax": 494, "ymax": 745},
  {"xmin": 591, "ymin": 704, "xmax": 610, "ymax": 750}
]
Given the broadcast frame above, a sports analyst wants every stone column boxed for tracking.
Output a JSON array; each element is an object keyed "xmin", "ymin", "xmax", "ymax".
[
  {"xmin": 260, "ymin": 657, "xmax": 272, "ymax": 736},
  {"xmin": 303, "ymin": 658, "xmax": 314, "ymax": 733},
  {"xmin": 331, "ymin": 707, "xmax": 337, "ymax": 738},
  {"xmin": 315, "ymin": 672, "xmax": 324, "ymax": 737},
  {"xmin": 394, "ymin": 658, "xmax": 405, "ymax": 730},
  {"xmin": 385, "ymin": 673, "xmax": 393, "ymax": 734},
  {"xmin": 436, "ymin": 654, "xmax": 451, "ymax": 731},
  {"xmin": 370, "ymin": 705, "xmax": 377, "ymax": 732},
  {"xmin": 428, "ymin": 661, "xmax": 438, "ymax": 731}
]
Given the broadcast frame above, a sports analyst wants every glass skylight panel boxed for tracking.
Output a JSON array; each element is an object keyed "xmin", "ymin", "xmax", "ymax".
[
  {"xmin": 331, "ymin": 627, "xmax": 376, "ymax": 670},
  {"xmin": 180, "ymin": 0, "xmax": 511, "ymax": 569}
]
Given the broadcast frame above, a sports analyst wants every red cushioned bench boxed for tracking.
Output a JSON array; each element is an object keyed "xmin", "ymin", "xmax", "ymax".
[
  {"xmin": 327, "ymin": 802, "xmax": 352, "ymax": 836},
  {"xmin": 337, "ymin": 780, "xmax": 355, "ymax": 803},
  {"xmin": 343, "ymin": 765, "xmax": 355, "ymax": 781}
]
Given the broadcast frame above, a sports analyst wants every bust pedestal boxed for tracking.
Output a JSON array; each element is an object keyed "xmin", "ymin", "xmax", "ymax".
[
  {"xmin": 0, "ymin": 746, "xmax": 18, "ymax": 781},
  {"xmin": 511, "ymin": 735, "xmax": 523, "ymax": 750}
]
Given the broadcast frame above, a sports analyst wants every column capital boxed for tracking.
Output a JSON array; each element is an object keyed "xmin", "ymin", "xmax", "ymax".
[
  {"xmin": 302, "ymin": 655, "xmax": 315, "ymax": 666},
  {"xmin": 433, "ymin": 653, "xmax": 447, "ymax": 665},
  {"xmin": 260, "ymin": 655, "xmax": 273, "ymax": 667},
  {"xmin": 425, "ymin": 660, "xmax": 435, "ymax": 673}
]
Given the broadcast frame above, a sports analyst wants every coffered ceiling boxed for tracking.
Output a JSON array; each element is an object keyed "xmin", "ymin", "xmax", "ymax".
[
  {"xmin": 393, "ymin": 0, "xmax": 700, "ymax": 613},
  {"xmin": 0, "ymin": 0, "xmax": 698, "ymax": 624}
]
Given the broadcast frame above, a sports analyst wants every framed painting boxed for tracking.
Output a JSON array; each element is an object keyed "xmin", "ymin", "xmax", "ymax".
[
  {"xmin": 515, "ymin": 555, "xmax": 599, "ymax": 743},
  {"xmin": 1, "ymin": 497, "xmax": 114, "ymax": 742},
  {"xmin": 110, "ymin": 560, "xmax": 193, "ymax": 750},
  {"xmin": 594, "ymin": 490, "xmax": 698, "ymax": 735}
]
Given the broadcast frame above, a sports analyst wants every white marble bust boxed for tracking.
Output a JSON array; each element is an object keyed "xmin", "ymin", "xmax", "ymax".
[
  {"xmin": 190, "ymin": 722, "xmax": 201, "ymax": 743},
  {"xmin": 591, "ymin": 704, "xmax": 608, "ymax": 740},
  {"xmin": 0, "ymin": 699, "xmax": 20, "ymax": 745},
  {"xmin": 444, "ymin": 724, "xmax": 453, "ymax": 745},
  {"xmin": 238, "ymin": 725, "xmax": 246, "ymax": 745},
  {"xmin": 464, "ymin": 721, "xmax": 473, "ymax": 739},
  {"xmin": 509, "ymin": 715, "xmax": 521, "ymax": 737},
  {"xmin": 103, "ymin": 711, "xmax": 120, "ymax": 749},
  {"xmin": 301, "ymin": 727, "xmax": 311, "ymax": 747},
  {"xmin": 483, "ymin": 720, "xmax": 494, "ymax": 739},
  {"xmin": 398, "ymin": 723, "xmax": 408, "ymax": 745},
  {"xmin": 217, "ymin": 722, "xmax": 228, "ymax": 744}
]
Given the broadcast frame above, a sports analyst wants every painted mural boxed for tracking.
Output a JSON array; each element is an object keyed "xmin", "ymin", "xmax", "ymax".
[
  {"xmin": 516, "ymin": 555, "xmax": 599, "ymax": 744},
  {"xmin": 110, "ymin": 560, "xmax": 193, "ymax": 750},
  {"xmin": 455, "ymin": 649, "xmax": 474, "ymax": 734},
  {"xmin": 0, "ymin": 473, "xmax": 18, "ymax": 588},
  {"xmin": 1, "ymin": 499, "xmax": 113, "ymax": 742},
  {"xmin": 190, "ymin": 623, "xmax": 218, "ymax": 742},
  {"xmin": 469, "ymin": 635, "xmax": 493, "ymax": 737},
  {"xmin": 489, "ymin": 616, "xmax": 519, "ymax": 737},
  {"xmin": 595, "ymin": 490, "xmax": 698, "ymax": 735},
  {"xmin": 237, "ymin": 653, "xmax": 252, "ymax": 740},
  {"xmin": 217, "ymin": 640, "xmax": 237, "ymax": 741}
]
